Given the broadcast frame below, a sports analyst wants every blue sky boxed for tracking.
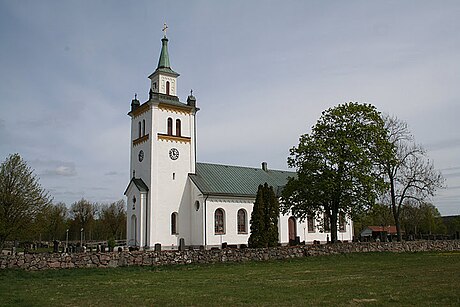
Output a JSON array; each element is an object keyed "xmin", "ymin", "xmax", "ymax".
[{"xmin": 1, "ymin": 1, "xmax": 459, "ymax": 215}]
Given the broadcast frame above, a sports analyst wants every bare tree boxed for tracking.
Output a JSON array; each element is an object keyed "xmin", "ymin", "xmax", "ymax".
[
  {"xmin": 381, "ymin": 115, "xmax": 445, "ymax": 241},
  {"xmin": 0, "ymin": 154, "xmax": 52, "ymax": 250}
]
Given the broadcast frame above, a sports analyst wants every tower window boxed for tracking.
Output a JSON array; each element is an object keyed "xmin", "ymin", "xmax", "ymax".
[
  {"xmin": 167, "ymin": 118, "xmax": 173, "ymax": 135},
  {"xmin": 166, "ymin": 81, "xmax": 170, "ymax": 95},
  {"xmin": 171, "ymin": 212, "xmax": 178, "ymax": 235},
  {"xmin": 237, "ymin": 209, "xmax": 247, "ymax": 234},
  {"xmin": 138, "ymin": 121, "xmax": 141, "ymax": 139},
  {"xmin": 214, "ymin": 208, "xmax": 225, "ymax": 234},
  {"xmin": 142, "ymin": 119, "xmax": 146, "ymax": 136},
  {"xmin": 176, "ymin": 119, "xmax": 181, "ymax": 136}
]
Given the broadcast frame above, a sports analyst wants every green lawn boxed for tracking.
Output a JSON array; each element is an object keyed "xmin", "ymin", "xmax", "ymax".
[{"xmin": 1, "ymin": 252, "xmax": 459, "ymax": 306}]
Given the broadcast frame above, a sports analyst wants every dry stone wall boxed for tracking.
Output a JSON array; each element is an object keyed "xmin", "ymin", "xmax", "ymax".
[{"xmin": 2, "ymin": 240, "xmax": 460, "ymax": 271}]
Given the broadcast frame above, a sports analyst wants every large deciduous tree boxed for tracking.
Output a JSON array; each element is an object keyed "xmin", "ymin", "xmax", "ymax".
[
  {"xmin": 100, "ymin": 200, "xmax": 126, "ymax": 240},
  {"xmin": 400, "ymin": 201, "xmax": 446, "ymax": 236},
  {"xmin": 248, "ymin": 183, "xmax": 279, "ymax": 248},
  {"xmin": 281, "ymin": 102, "xmax": 389, "ymax": 243},
  {"xmin": 70, "ymin": 199, "xmax": 96, "ymax": 241},
  {"xmin": 0, "ymin": 153, "xmax": 52, "ymax": 250},
  {"xmin": 381, "ymin": 115, "xmax": 444, "ymax": 241},
  {"xmin": 34, "ymin": 202, "xmax": 69, "ymax": 241}
]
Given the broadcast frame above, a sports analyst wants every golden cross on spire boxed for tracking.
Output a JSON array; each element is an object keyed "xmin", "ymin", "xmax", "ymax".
[{"xmin": 162, "ymin": 22, "xmax": 168, "ymax": 37}]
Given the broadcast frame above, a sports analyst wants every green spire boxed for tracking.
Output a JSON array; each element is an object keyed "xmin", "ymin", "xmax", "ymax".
[
  {"xmin": 154, "ymin": 35, "xmax": 179, "ymax": 76},
  {"xmin": 157, "ymin": 37, "xmax": 171, "ymax": 69}
]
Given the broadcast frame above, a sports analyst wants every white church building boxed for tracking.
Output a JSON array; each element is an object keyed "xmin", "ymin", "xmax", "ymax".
[{"xmin": 125, "ymin": 31, "xmax": 353, "ymax": 250}]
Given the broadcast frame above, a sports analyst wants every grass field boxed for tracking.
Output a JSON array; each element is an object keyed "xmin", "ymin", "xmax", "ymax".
[{"xmin": 1, "ymin": 251, "xmax": 460, "ymax": 306}]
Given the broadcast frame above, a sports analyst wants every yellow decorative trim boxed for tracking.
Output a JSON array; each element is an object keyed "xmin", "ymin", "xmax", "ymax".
[
  {"xmin": 133, "ymin": 134, "xmax": 149, "ymax": 146},
  {"xmin": 158, "ymin": 103, "xmax": 192, "ymax": 115},
  {"xmin": 132, "ymin": 103, "xmax": 150, "ymax": 118},
  {"xmin": 157, "ymin": 133, "xmax": 191, "ymax": 143}
]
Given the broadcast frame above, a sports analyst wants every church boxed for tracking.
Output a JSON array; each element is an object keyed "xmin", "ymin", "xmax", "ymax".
[{"xmin": 124, "ymin": 29, "xmax": 353, "ymax": 250}]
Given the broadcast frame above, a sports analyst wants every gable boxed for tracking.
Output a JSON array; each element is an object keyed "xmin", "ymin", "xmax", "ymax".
[
  {"xmin": 189, "ymin": 162, "xmax": 295, "ymax": 197},
  {"xmin": 124, "ymin": 178, "xmax": 149, "ymax": 195}
]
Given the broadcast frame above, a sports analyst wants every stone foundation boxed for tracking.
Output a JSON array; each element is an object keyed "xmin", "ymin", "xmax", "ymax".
[{"xmin": 1, "ymin": 240, "xmax": 459, "ymax": 271}]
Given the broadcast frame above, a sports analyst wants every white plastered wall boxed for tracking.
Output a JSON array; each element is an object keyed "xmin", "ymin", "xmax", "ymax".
[{"xmin": 147, "ymin": 105, "xmax": 195, "ymax": 248}]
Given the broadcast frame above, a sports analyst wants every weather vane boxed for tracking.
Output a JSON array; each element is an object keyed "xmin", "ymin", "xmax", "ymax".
[{"xmin": 162, "ymin": 22, "xmax": 168, "ymax": 37}]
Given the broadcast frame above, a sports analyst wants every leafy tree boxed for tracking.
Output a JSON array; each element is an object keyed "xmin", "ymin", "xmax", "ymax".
[
  {"xmin": 401, "ymin": 202, "xmax": 446, "ymax": 236},
  {"xmin": 353, "ymin": 203, "xmax": 393, "ymax": 236},
  {"xmin": 380, "ymin": 115, "xmax": 445, "ymax": 241},
  {"xmin": 444, "ymin": 216, "xmax": 460, "ymax": 237},
  {"xmin": 100, "ymin": 200, "xmax": 126, "ymax": 240},
  {"xmin": 281, "ymin": 102, "xmax": 389, "ymax": 243},
  {"xmin": 34, "ymin": 202, "xmax": 69, "ymax": 241},
  {"xmin": 0, "ymin": 153, "xmax": 52, "ymax": 250},
  {"xmin": 248, "ymin": 183, "xmax": 279, "ymax": 248},
  {"xmin": 69, "ymin": 199, "xmax": 96, "ymax": 242}
]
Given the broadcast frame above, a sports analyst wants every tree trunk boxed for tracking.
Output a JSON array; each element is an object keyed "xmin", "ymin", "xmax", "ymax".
[
  {"xmin": 394, "ymin": 210, "xmax": 402, "ymax": 242},
  {"xmin": 389, "ymin": 175, "xmax": 403, "ymax": 241},
  {"xmin": 330, "ymin": 205, "xmax": 339, "ymax": 243}
]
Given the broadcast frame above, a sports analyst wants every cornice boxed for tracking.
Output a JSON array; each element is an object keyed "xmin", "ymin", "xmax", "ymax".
[
  {"xmin": 158, "ymin": 102, "xmax": 193, "ymax": 115},
  {"xmin": 130, "ymin": 103, "xmax": 150, "ymax": 118},
  {"xmin": 157, "ymin": 133, "xmax": 191, "ymax": 143},
  {"xmin": 133, "ymin": 134, "xmax": 149, "ymax": 146}
]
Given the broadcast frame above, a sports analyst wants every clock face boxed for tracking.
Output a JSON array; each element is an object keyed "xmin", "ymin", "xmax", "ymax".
[
  {"xmin": 138, "ymin": 150, "xmax": 144, "ymax": 162},
  {"xmin": 169, "ymin": 148, "xmax": 179, "ymax": 160}
]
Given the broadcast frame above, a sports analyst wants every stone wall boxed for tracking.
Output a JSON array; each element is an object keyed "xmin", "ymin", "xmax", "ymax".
[{"xmin": 1, "ymin": 240, "xmax": 459, "ymax": 271}]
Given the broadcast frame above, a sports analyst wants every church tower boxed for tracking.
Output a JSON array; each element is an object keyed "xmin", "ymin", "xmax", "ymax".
[{"xmin": 125, "ymin": 26, "xmax": 198, "ymax": 249}]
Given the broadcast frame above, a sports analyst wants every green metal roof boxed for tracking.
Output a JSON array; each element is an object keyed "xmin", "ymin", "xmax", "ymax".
[
  {"xmin": 189, "ymin": 163, "xmax": 295, "ymax": 197},
  {"xmin": 156, "ymin": 37, "xmax": 179, "ymax": 76}
]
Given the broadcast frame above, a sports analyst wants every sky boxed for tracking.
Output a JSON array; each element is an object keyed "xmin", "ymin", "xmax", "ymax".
[{"xmin": 1, "ymin": 1, "xmax": 459, "ymax": 216}]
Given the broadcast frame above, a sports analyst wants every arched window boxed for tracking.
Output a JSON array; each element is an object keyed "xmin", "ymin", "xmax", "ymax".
[
  {"xmin": 307, "ymin": 215, "xmax": 315, "ymax": 233},
  {"xmin": 171, "ymin": 212, "xmax": 178, "ymax": 235},
  {"xmin": 214, "ymin": 208, "xmax": 225, "ymax": 234},
  {"xmin": 195, "ymin": 201, "xmax": 200, "ymax": 211},
  {"xmin": 166, "ymin": 81, "xmax": 170, "ymax": 95},
  {"xmin": 288, "ymin": 216, "xmax": 297, "ymax": 242},
  {"xmin": 176, "ymin": 119, "xmax": 181, "ymax": 136},
  {"xmin": 167, "ymin": 118, "xmax": 173, "ymax": 135},
  {"xmin": 142, "ymin": 119, "xmax": 146, "ymax": 136},
  {"xmin": 237, "ymin": 209, "xmax": 247, "ymax": 234},
  {"xmin": 138, "ymin": 121, "xmax": 141, "ymax": 138}
]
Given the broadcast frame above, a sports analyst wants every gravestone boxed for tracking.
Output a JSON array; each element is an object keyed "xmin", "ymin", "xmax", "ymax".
[{"xmin": 53, "ymin": 240, "xmax": 59, "ymax": 253}]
